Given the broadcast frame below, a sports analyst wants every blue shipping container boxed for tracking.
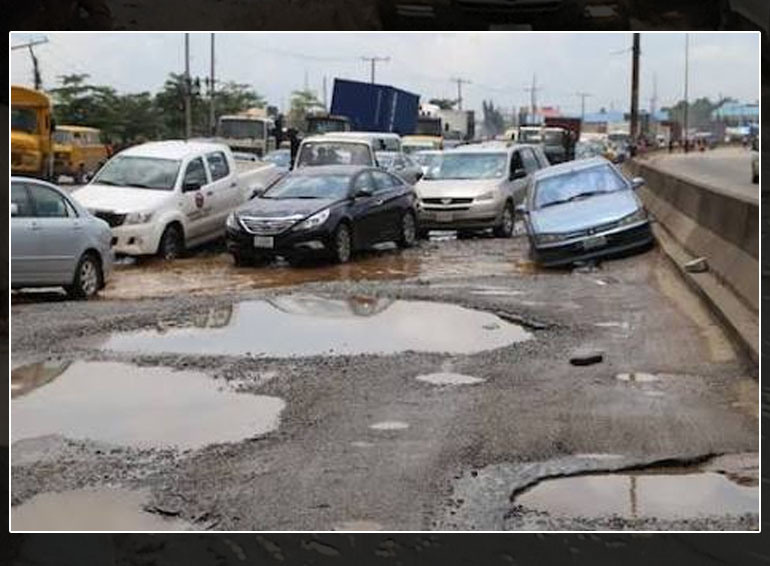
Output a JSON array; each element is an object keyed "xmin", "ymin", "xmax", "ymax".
[{"xmin": 330, "ymin": 79, "xmax": 419, "ymax": 135}]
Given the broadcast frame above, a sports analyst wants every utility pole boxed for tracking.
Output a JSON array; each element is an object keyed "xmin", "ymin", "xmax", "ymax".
[
  {"xmin": 683, "ymin": 34, "xmax": 690, "ymax": 153},
  {"xmin": 450, "ymin": 77, "xmax": 472, "ymax": 110},
  {"xmin": 184, "ymin": 33, "xmax": 192, "ymax": 141},
  {"xmin": 576, "ymin": 92, "xmax": 592, "ymax": 121},
  {"xmin": 322, "ymin": 76, "xmax": 328, "ymax": 110},
  {"xmin": 524, "ymin": 74, "xmax": 541, "ymax": 122},
  {"xmin": 361, "ymin": 56, "xmax": 389, "ymax": 84},
  {"xmin": 209, "ymin": 33, "xmax": 215, "ymax": 136},
  {"xmin": 629, "ymin": 33, "xmax": 640, "ymax": 143},
  {"xmin": 12, "ymin": 38, "xmax": 49, "ymax": 89}
]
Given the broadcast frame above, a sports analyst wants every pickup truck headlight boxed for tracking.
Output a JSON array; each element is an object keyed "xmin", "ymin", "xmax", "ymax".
[
  {"xmin": 475, "ymin": 190, "xmax": 496, "ymax": 201},
  {"xmin": 293, "ymin": 208, "xmax": 330, "ymax": 231},
  {"xmin": 616, "ymin": 208, "xmax": 647, "ymax": 227},
  {"xmin": 124, "ymin": 211, "xmax": 153, "ymax": 224},
  {"xmin": 226, "ymin": 212, "xmax": 240, "ymax": 230}
]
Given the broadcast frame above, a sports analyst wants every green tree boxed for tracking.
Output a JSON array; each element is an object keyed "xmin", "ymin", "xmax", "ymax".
[
  {"xmin": 287, "ymin": 88, "xmax": 324, "ymax": 129},
  {"xmin": 482, "ymin": 100, "xmax": 505, "ymax": 137}
]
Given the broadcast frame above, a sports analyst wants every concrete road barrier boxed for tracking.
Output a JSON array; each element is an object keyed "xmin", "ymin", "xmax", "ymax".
[{"xmin": 626, "ymin": 157, "xmax": 759, "ymax": 362}]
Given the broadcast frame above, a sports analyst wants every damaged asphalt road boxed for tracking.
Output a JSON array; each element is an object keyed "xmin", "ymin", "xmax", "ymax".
[{"xmin": 10, "ymin": 234, "xmax": 759, "ymax": 530}]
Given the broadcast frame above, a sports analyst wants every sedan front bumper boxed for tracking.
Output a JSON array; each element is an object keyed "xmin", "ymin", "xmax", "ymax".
[{"xmin": 226, "ymin": 224, "xmax": 334, "ymax": 260}]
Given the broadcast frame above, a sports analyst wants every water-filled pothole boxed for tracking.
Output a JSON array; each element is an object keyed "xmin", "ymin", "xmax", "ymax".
[
  {"xmin": 12, "ymin": 361, "xmax": 285, "ymax": 449},
  {"xmin": 369, "ymin": 421, "xmax": 409, "ymax": 431},
  {"xmin": 12, "ymin": 487, "xmax": 192, "ymax": 531},
  {"xmin": 416, "ymin": 372, "xmax": 486, "ymax": 386},
  {"xmin": 616, "ymin": 372, "xmax": 660, "ymax": 383},
  {"xmin": 102, "ymin": 295, "xmax": 531, "ymax": 357},
  {"xmin": 515, "ymin": 470, "xmax": 758, "ymax": 520}
]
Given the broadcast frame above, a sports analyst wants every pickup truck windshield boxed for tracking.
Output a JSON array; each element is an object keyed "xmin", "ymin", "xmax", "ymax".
[
  {"xmin": 297, "ymin": 142, "xmax": 372, "ymax": 167},
  {"xmin": 92, "ymin": 155, "xmax": 181, "ymax": 191},
  {"xmin": 427, "ymin": 152, "xmax": 506, "ymax": 180},
  {"xmin": 218, "ymin": 119, "xmax": 266, "ymax": 140},
  {"xmin": 263, "ymin": 174, "xmax": 350, "ymax": 200},
  {"xmin": 534, "ymin": 164, "xmax": 627, "ymax": 209}
]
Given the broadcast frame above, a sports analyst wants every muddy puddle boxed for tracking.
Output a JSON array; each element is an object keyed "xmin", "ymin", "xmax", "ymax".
[
  {"xmin": 515, "ymin": 470, "xmax": 758, "ymax": 520},
  {"xmin": 102, "ymin": 295, "xmax": 532, "ymax": 357},
  {"xmin": 12, "ymin": 361, "xmax": 285, "ymax": 448},
  {"xmin": 12, "ymin": 487, "xmax": 192, "ymax": 531}
]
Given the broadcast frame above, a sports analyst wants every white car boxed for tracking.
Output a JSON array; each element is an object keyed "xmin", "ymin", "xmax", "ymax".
[
  {"xmin": 295, "ymin": 135, "xmax": 378, "ymax": 169},
  {"xmin": 73, "ymin": 140, "xmax": 281, "ymax": 259}
]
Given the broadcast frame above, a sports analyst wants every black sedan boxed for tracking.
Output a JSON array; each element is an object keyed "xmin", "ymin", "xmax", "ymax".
[{"xmin": 226, "ymin": 165, "xmax": 419, "ymax": 265}]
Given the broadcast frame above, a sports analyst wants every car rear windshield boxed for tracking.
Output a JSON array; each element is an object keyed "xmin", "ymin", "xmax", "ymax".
[
  {"xmin": 263, "ymin": 174, "xmax": 351, "ymax": 200},
  {"xmin": 297, "ymin": 142, "xmax": 372, "ymax": 167},
  {"xmin": 92, "ymin": 155, "xmax": 181, "ymax": 191},
  {"xmin": 427, "ymin": 152, "xmax": 506, "ymax": 180},
  {"xmin": 534, "ymin": 164, "xmax": 627, "ymax": 209}
]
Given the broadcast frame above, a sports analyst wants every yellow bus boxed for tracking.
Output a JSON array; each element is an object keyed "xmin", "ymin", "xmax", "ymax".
[
  {"xmin": 53, "ymin": 125, "xmax": 110, "ymax": 183},
  {"xmin": 11, "ymin": 85, "xmax": 54, "ymax": 178}
]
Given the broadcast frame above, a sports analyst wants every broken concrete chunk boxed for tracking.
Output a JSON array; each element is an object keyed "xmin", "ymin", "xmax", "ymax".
[
  {"xmin": 570, "ymin": 349, "xmax": 604, "ymax": 366},
  {"xmin": 684, "ymin": 257, "xmax": 709, "ymax": 273}
]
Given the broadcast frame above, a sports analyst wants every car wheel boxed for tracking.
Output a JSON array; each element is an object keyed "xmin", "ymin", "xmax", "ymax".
[
  {"xmin": 66, "ymin": 252, "xmax": 102, "ymax": 299},
  {"xmin": 397, "ymin": 211, "xmax": 417, "ymax": 248},
  {"xmin": 158, "ymin": 224, "xmax": 184, "ymax": 260},
  {"xmin": 331, "ymin": 223, "xmax": 352, "ymax": 264},
  {"xmin": 493, "ymin": 202, "xmax": 515, "ymax": 238}
]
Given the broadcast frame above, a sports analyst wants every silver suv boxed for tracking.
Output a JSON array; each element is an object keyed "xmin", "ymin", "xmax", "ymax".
[{"xmin": 415, "ymin": 142, "xmax": 549, "ymax": 238}]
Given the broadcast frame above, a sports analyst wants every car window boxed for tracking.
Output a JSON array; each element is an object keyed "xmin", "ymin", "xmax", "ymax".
[
  {"xmin": 206, "ymin": 152, "xmax": 230, "ymax": 181},
  {"xmin": 28, "ymin": 184, "xmax": 71, "ymax": 218},
  {"xmin": 184, "ymin": 157, "xmax": 209, "ymax": 186},
  {"xmin": 521, "ymin": 148, "xmax": 540, "ymax": 174},
  {"xmin": 371, "ymin": 170, "xmax": 399, "ymax": 193},
  {"xmin": 11, "ymin": 183, "xmax": 34, "ymax": 217},
  {"xmin": 510, "ymin": 151, "xmax": 525, "ymax": 174}
]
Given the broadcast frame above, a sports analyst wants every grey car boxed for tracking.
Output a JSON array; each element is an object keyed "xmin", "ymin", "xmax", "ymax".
[
  {"xmin": 376, "ymin": 151, "xmax": 424, "ymax": 185},
  {"xmin": 11, "ymin": 177, "xmax": 113, "ymax": 298},
  {"xmin": 520, "ymin": 157, "xmax": 653, "ymax": 266}
]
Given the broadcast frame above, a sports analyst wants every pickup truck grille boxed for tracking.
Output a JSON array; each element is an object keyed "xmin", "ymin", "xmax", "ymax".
[
  {"xmin": 92, "ymin": 210, "xmax": 126, "ymax": 227},
  {"xmin": 239, "ymin": 216, "xmax": 300, "ymax": 235}
]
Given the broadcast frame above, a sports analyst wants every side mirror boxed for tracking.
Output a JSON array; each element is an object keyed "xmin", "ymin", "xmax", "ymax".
[
  {"xmin": 631, "ymin": 177, "xmax": 644, "ymax": 190},
  {"xmin": 250, "ymin": 184, "xmax": 266, "ymax": 199},
  {"xmin": 10, "ymin": 203, "xmax": 19, "ymax": 217},
  {"xmin": 183, "ymin": 180, "xmax": 201, "ymax": 192},
  {"xmin": 355, "ymin": 187, "xmax": 373, "ymax": 198},
  {"xmin": 415, "ymin": 171, "xmax": 424, "ymax": 181},
  {"xmin": 515, "ymin": 204, "xmax": 527, "ymax": 215},
  {"xmin": 511, "ymin": 169, "xmax": 527, "ymax": 180}
]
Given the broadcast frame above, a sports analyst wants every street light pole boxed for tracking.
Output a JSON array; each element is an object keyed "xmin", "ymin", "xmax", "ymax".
[
  {"xmin": 184, "ymin": 33, "xmax": 192, "ymax": 141},
  {"xmin": 683, "ymin": 34, "xmax": 690, "ymax": 153},
  {"xmin": 629, "ymin": 33, "xmax": 640, "ymax": 143},
  {"xmin": 209, "ymin": 33, "xmax": 215, "ymax": 136},
  {"xmin": 361, "ymin": 56, "xmax": 389, "ymax": 84}
]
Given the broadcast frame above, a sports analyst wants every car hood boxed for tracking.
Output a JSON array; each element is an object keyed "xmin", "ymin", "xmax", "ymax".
[
  {"xmin": 236, "ymin": 197, "xmax": 339, "ymax": 219},
  {"xmin": 416, "ymin": 178, "xmax": 501, "ymax": 199},
  {"xmin": 530, "ymin": 190, "xmax": 640, "ymax": 234},
  {"xmin": 73, "ymin": 184, "xmax": 175, "ymax": 213}
]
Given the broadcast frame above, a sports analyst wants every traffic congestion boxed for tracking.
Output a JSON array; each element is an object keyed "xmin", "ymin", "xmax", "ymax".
[{"xmin": 10, "ymin": 32, "xmax": 760, "ymax": 532}]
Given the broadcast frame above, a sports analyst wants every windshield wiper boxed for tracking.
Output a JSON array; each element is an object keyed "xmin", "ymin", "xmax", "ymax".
[
  {"xmin": 94, "ymin": 179, "xmax": 119, "ymax": 186},
  {"xmin": 538, "ymin": 190, "xmax": 606, "ymax": 209}
]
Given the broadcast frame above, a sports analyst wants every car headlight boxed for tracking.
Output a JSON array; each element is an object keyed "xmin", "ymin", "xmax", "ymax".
[
  {"xmin": 293, "ymin": 208, "xmax": 330, "ymax": 231},
  {"xmin": 535, "ymin": 233, "xmax": 568, "ymax": 244},
  {"xmin": 475, "ymin": 190, "xmax": 496, "ymax": 201},
  {"xmin": 616, "ymin": 208, "xmax": 647, "ymax": 227},
  {"xmin": 124, "ymin": 211, "xmax": 153, "ymax": 224},
  {"xmin": 226, "ymin": 212, "xmax": 240, "ymax": 230}
]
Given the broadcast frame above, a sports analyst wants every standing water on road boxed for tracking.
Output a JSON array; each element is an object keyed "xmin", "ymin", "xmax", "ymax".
[
  {"xmin": 12, "ymin": 361, "xmax": 285, "ymax": 449},
  {"xmin": 102, "ymin": 295, "xmax": 532, "ymax": 357}
]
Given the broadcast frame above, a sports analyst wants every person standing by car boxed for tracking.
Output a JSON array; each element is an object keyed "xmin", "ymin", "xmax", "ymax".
[{"xmin": 288, "ymin": 128, "xmax": 300, "ymax": 170}]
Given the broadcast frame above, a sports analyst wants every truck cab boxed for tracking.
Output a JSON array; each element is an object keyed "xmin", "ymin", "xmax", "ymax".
[
  {"xmin": 295, "ymin": 135, "xmax": 378, "ymax": 169},
  {"xmin": 305, "ymin": 113, "xmax": 352, "ymax": 135},
  {"xmin": 11, "ymin": 85, "xmax": 54, "ymax": 179}
]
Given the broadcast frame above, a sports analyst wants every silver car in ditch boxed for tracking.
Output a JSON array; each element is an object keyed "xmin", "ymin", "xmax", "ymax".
[
  {"xmin": 415, "ymin": 142, "xmax": 548, "ymax": 238},
  {"xmin": 520, "ymin": 157, "xmax": 653, "ymax": 266},
  {"xmin": 11, "ymin": 176, "xmax": 113, "ymax": 298}
]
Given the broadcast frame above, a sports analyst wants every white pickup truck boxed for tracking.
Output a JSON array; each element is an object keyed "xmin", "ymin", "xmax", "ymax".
[{"xmin": 73, "ymin": 140, "xmax": 282, "ymax": 259}]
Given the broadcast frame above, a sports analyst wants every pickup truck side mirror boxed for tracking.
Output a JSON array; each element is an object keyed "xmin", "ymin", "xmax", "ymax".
[
  {"xmin": 10, "ymin": 203, "xmax": 19, "ymax": 217},
  {"xmin": 510, "ymin": 169, "xmax": 527, "ymax": 181},
  {"xmin": 515, "ymin": 204, "xmax": 528, "ymax": 215},
  {"xmin": 183, "ymin": 180, "xmax": 202, "ymax": 192},
  {"xmin": 631, "ymin": 177, "xmax": 644, "ymax": 190}
]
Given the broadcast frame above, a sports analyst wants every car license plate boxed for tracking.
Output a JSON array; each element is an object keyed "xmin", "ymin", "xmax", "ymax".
[
  {"xmin": 436, "ymin": 212, "xmax": 453, "ymax": 222},
  {"xmin": 582, "ymin": 235, "xmax": 607, "ymax": 250},
  {"xmin": 253, "ymin": 236, "xmax": 274, "ymax": 249}
]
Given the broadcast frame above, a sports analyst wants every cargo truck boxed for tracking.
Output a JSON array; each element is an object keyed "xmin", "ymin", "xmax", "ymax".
[
  {"xmin": 214, "ymin": 108, "xmax": 276, "ymax": 158},
  {"xmin": 11, "ymin": 85, "xmax": 54, "ymax": 179},
  {"xmin": 330, "ymin": 78, "xmax": 420, "ymax": 135}
]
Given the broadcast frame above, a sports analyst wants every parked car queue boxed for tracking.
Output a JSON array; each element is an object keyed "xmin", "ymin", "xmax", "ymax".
[{"xmin": 11, "ymin": 133, "xmax": 654, "ymax": 300}]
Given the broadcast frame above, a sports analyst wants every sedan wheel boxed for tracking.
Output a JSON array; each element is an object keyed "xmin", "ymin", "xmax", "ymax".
[
  {"xmin": 67, "ymin": 253, "xmax": 102, "ymax": 299},
  {"xmin": 331, "ymin": 223, "xmax": 352, "ymax": 264},
  {"xmin": 398, "ymin": 211, "xmax": 417, "ymax": 248}
]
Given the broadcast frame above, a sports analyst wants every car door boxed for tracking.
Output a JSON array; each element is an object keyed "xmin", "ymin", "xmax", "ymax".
[
  {"xmin": 179, "ymin": 156, "xmax": 213, "ymax": 242},
  {"xmin": 25, "ymin": 181, "xmax": 89, "ymax": 283},
  {"xmin": 506, "ymin": 150, "xmax": 528, "ymax": 206},
  {"xmin": 11, "ymin": 182, "xmax": 42, "ymax": 285},
  {"xmin": 203, "ymin": 150, "xmax": 239, "ymax": 237},
  {"xmin": 348, "ymin": 171, "xmax": 383, "ymax": 247},
  {"xmin": 514, "ymin": 148, "xmax": 541, "ymax": 205},
  {"xmin": 369, "ymin": 170, "xmax": 407, "ymax": 242}
]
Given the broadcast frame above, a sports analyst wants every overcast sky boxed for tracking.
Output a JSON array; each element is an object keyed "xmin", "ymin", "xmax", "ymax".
[{"xmin": 10, "ymin": 32, "xmax": 760, "ymax": 117}]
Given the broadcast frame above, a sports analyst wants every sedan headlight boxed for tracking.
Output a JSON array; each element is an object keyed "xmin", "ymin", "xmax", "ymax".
[
  {"xmin": 535, "ymin": 232, "xmax": 569, "ymax": 245},
  {"xmin": 226, "ymin": 212, "xmax": 240, "ymax": 230},
  {"xmin": 475, "ymin": 190, "xmax": 496, "ymax": 201},
  {"xmin": 293, "ymin": 208, "xmax": 330, "ymax": 231},
  {"xmin": 616, "ymin": 208, "xmax": 647, "ymax": 227},
  {"xmin": 124, "ymin": 211, "xmax": 153, "ymax": 224}
]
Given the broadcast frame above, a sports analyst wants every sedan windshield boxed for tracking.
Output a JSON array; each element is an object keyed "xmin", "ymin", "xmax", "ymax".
[
  {"xmin": 534, "ymin": 164, "xmax": 627, "ymax": 209},
  {"xmin": 263, "ymin": 174, "xmax": 350, "ymax": 200},
  {"xmin": 92, "ymin": 155, "xmax": 181, "ymax": 190},
  {"xmin": 427, "ymin": 152, "xmax": 506, "ymax": 180}
]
